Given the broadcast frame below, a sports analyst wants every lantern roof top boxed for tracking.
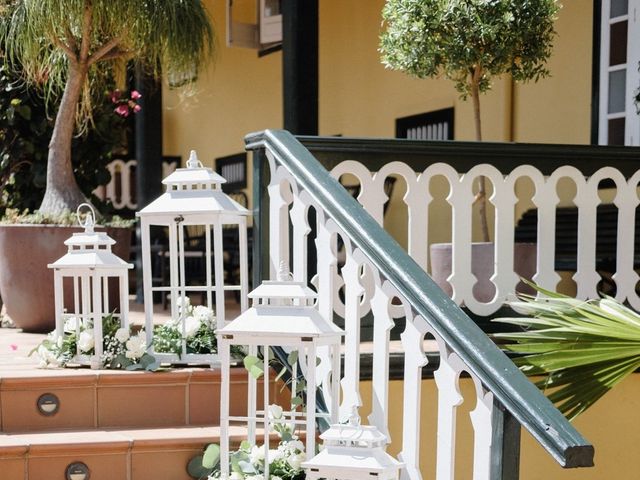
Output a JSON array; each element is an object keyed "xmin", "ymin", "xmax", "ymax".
[
  {"xmin": 249, "ymin": 280, "xmax": 317, "ymax": 300},
  {"xmin": 136, "ymin": 189, "xmax": 249, "ymax": 217},
  {"xmin": 321, "ymin": 410, "xmax": 389, "ymax": 446},
  {"xmin": 161, "ymin": 150, "xmax": 227, "ymax": 187},
  {"xmin": 48, "ymin": 203, "xmax": 133, "ymax": 270},
  {"xmin": 302, "ymin": 412, "xmax": 403, "ymax": 475},
  {"xmin": 301, "ymin": 447, "xmax": 404, "ymax": 475},
  {"xmin": 49, "ymin": 251, "xmax": 132, "ymax": 270},
  {"xmin": 137, "ymin": 151, "xmax": 248, "ymax": 218},
  {"xmin": 217, "ymin": 305, "xmax": 343, "ymax": 340}
]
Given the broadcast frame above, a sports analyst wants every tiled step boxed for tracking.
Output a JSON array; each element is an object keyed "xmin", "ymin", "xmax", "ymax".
[
  {"xmin": 0, "ymin": 367, "xmax": 283, "ymax": 433},
  {"xmin": 0, "ymin": 425, "xmax": 256, "ymax": 480}
]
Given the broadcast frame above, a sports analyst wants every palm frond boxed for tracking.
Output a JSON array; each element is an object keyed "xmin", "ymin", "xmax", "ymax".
[{"xmin": 494, "ymin": 282, "xmax": 640, "ymax": 420}]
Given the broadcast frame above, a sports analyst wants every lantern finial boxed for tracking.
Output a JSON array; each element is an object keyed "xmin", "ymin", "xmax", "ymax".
[
  {"xmin": 186, "ymin": 150, "xmax": 203, "ymax": 169},
  {"xmin": 277, "ymin": 261, "xmax": 293, "ymax": 281},
  {"xmin": 76, "ymin": 203, "xmax": 96, "ymax": 233},
  {"xmin": 348, "ymin": 406, "xmax": 361, "ymax": 426}
]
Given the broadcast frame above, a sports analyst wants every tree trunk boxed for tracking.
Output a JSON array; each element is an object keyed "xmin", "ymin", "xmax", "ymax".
[
  {"xmin": 471, "ymin": 75, "xmax": 491, "ymax": 243},
  {"xmin": 39, "ymin": 64, "xmax": 88, "ymax": 215}
]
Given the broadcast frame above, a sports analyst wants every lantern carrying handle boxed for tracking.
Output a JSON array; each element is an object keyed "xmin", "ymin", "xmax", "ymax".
[
  {"xmin": 76, "ymin": 203, "xmax": 96, "ymax": 233},
  {"xmin": 186, "ymin": 150, "xmax": 204, "ymax": 169}
]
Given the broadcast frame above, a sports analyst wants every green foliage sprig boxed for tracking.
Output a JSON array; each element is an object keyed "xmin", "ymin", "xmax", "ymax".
[{"xmin": 494, "ymin": 281, "xmax": 640, "ymax": 420}]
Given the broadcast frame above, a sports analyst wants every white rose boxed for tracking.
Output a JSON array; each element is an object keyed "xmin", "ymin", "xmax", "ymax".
[
  {"xmin": 78, "ymin": 329, "xmax": 95, "ymax": 352},
  {"xmin": 268, "ymin": 448, "xmax": 283, "ymax": 461},
  {"xmin": 193, "ymin": 305, "xmax": 215, "ymax": 327},
  {"xmin": 64, "ymin": 316, "xmax": 80, "ymax": 333},
  {"xmin": 249, "ymin": 445, "xmax": 265, "ymax": 464},
  {"xmin": 268, "ymin": 404, "xmax": 283, "ymax": 420},
  {"xmin": 183, "ymin": 315, "xmax": 202, "ymax": 338},
  {"xmin": 125, "ymin": 334, "xmax": 146, "ymax": 359},
  {"xmin": 177, "ymin": 296, "xmax": 191, "ymax": 313},
  {"xmin": 115, "ymin": 327, "xmax": 130, "ymax": 343},
  {"xmin": 286, "ymin": 452, "xmax": 305, "ymax": 470},
  {"xmin": 286, "ymin": 440, "xmax": 304, "ymax": 453}
]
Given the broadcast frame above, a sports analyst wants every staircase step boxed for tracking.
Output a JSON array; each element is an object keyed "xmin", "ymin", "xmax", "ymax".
[
  {"xmin": 0, "ymin": 425, "xmax": 255, "ymax": 480},
  {"xmin": 0, "ymin": 367, "xmax": 283, "ymax": 433}
]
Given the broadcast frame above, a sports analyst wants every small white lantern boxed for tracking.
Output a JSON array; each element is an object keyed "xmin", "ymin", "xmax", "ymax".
[
  {"xmin": 137, "ymin": 150, "xmax": 250, "ymax": 363},
  {"xmin": 49, "ymin": 204, "xmax": 132, "ymax": 369},
  {"xmin": 302, "ymin": 409, "xmax": 404, "ymax": 480},
  {"xmin": 217, "ymin": 269, "xmax": 344, "ymax": 479}
]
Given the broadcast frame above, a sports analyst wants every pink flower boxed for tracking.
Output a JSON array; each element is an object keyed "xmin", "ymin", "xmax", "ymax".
[
  {"xmin": 110, "ymin": 89, "xmax": 122, "ymax": 103},
  {"xmin": 114, "ymin": 104, "xmax": 130, "ymax": 117},
  {"xmin": 9, "ymin": 344, "xmax": 17, "ymax": 351},
  {"xmin": 130, "ymin": 90, "xmax": 142, "ymax": 100},
  {"xmin": 133, "ymin": 104, "xmax": 141, "ymax": 113}
]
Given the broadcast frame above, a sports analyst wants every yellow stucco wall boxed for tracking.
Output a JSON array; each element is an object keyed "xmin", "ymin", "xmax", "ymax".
[
  {"xmin": 359, "ymin": 374, "xmax": 640, "ymax": 479},
  {"xmin": 163, "ymin": 0, "xmax": 595, "ymax": 246},
  {"xmin": 164, "ymin": 0, "xmax": 594, "ymax": 153}
]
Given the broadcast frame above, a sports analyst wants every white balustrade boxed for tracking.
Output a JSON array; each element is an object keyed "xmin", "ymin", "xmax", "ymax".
[
  {"xmin": 93, "ymin": 158, "xmax": 177, "ymax": 210},
  {"xmin": 326, "ymin": 161, "xmax": 640, "ymax": 314}
]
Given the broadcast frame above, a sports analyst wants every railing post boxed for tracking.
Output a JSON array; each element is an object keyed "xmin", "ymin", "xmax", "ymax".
[
  {"xmin": 490, "ymin": 400, "xmax": 522, "ymax": 480},
  {"xmin": 252, "ymin": 148, "xmax": 270, "ymax": 290}
]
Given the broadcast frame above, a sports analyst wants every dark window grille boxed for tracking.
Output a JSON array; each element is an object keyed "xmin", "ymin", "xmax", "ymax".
[
  {"xmin": 396, "ymin": 108, "xmax": 454, "ymax": 140},
  {"xmin": 215, "ymin": 153, "xmax": 247, "ymax": 193}
]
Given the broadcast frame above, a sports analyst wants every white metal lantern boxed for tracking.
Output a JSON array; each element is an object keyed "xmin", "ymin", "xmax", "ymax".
[
  {"xmin": 217, "ymin": 269, "xmax": 344, "ymax": 479},
  {"xmin": 136, "ymin": 150, "xmax": 250, "ymax": 364},
  {"xmin": 48, "ymin": 204, "xmax": 132, "ymax": 369},
  {"xmin": 302, "ymin": 410, "xmax": 404, "ymax": 480}
]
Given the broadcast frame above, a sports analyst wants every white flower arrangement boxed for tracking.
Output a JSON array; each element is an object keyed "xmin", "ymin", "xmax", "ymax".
[
  {"xmin": 188, "ymin": 404, "xmax": 306, "ymax": 480},
  {"xmin": 153, "ymin": 297, "xmax": 220, "ymax": 355},
  {"xmin": 32, "ymin": 313, "xmax": 158, "ymax": 371}
]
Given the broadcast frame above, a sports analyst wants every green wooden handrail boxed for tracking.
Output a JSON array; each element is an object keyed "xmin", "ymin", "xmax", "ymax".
[{"xmin": 245, "ymin": 129, "xmax": 594, "ymax": 469}]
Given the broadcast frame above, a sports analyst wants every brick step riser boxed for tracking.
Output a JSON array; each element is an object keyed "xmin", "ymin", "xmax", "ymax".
[{"xmin": 0, "ymin": 368, "xmax": 284, "ymax": 433}]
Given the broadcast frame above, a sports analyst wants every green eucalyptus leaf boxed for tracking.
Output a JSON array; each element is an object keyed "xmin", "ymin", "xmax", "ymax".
[
  {"xmin": 202, "ymin": 444, "xmax": 220, "ymax": 469},
  {"xmin": 186, "ymin": 454, "xmax": 213, "ymax": 479}
]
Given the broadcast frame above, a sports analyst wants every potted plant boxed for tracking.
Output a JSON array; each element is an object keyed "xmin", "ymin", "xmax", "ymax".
[
  {"xmin": 379, "ymin": 0, "xmax": 559, "ymax": 302},
  {"xmin": 0, "ymin": 0, "xmax": 215, "ymax": 331},
  {"xmin": 494, "ymin": 282, "xmax": 640, "ymax": 420}
]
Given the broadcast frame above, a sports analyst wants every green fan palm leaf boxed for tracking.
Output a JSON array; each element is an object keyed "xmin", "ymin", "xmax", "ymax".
[{"xmin": 494, "ymin": 281, "xmax": 640, "ymax": 420}]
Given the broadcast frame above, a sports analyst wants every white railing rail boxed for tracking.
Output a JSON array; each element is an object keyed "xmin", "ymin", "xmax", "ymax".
[{"xmin": 246, "ymin": 130, "xmax": 593, "ymax": 479}]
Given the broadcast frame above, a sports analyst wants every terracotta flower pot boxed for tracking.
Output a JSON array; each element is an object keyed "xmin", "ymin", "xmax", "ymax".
[
  {"xmin": 0, "ymin": 224, "xmax": 131, "ymax": 333},
  {"xmin": 429, "ymin": 242, "xmax": 537, "ymax": 303}
]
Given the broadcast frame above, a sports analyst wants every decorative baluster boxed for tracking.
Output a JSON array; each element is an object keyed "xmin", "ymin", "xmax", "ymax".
[
  {"xmin": 621, "ymin": 171, "xmax": 640, "ymax": 309},
  {"xmin": 491, "ymin": 170, "xmax": 518, "ymax": 308},
  {"xmin": 291, "ymin": 191, "xmax": 311, "ymax": 283},
  {"xmin": 469, "ymin": 383, "xmax": 494, "ymax": 480},
  {"xmin": 434, "ymin": 348, "xmax": 464, "ymax": 480},
  {"xmin": 449, "ymin": 167, "xmax": 476, "ymax": 304},
  {"xmin": 398, "ymin": 315, "xmax": 429, "ymax": 480},
  {"xmin": 268, "ymin": 165, "xmax": 293, "ymax": 278},
  {"xmin": 339, "ymin": 239, "xmax": 364, "ymax": 421},
  {"xmin": 365, "ymin": 274, "xmax": 394, "ymax": 438},
  {"xmin": 573, "ymin": 171, "xmax": 600, "ymax": 299},
  {"xmin": 532, "ymin": 172, "xmax": 561, "ymax": 291}
]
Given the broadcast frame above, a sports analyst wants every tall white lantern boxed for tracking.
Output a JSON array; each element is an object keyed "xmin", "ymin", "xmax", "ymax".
[
  {"xmin": 49, "ymin": 204, "xmax": 132, "ymax": 369},
  {"xmin": 217, "ymin": 270, "xmax": 344, "ymax": 479},
  {"xmin": 302, "ymin": 410, "xmax": 404, "ymax": 480},
  {"xmin": 137, "ymin": 150, "xmax": 249, "ymax": 363}
]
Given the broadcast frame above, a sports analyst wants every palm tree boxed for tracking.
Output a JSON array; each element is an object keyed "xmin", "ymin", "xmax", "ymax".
[{"xmin": 1, "ymin": 0, "xmax": 214, "ymax": 214}]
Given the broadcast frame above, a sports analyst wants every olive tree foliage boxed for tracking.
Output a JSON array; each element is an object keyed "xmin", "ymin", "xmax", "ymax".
[
  {"xmin": 0, "ymin": 0, "xmax": 215, "ymax": 215},
  {"xmin": 380, "ymin": 0, "xmax": 559, "ymax": 241}
]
